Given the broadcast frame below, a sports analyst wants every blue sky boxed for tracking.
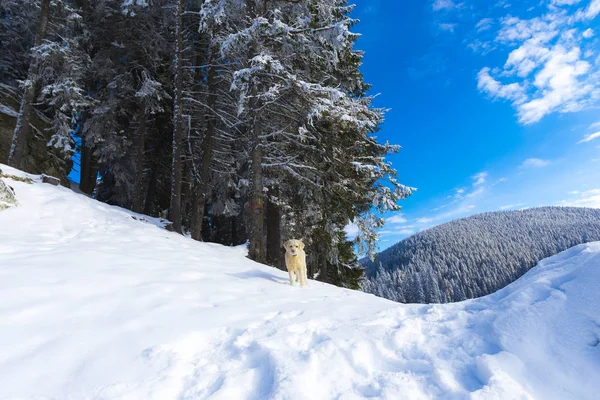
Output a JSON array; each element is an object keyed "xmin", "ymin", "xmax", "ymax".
[{"xmin": 350, "ymin": 0, "xmax": 600, "ymax": 249}]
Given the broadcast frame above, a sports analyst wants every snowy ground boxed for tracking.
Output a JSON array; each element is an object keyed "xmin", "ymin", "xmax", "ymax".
[{"xmin": 1, "ymin": 164, "xmax": 599, "ymax": 400}]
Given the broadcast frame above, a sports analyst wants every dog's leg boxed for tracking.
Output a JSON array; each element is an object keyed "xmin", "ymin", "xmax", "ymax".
[
  {"xmin": 301, "ymin": 267, "xmax": 308, "ymax": 287},
  {"xmin": 288, "ymin": 270, "xmax": 295, "ymax": 286},
  {"xmin": 304, "ymin": 269, "xmax": 308, "ymax": 286}
]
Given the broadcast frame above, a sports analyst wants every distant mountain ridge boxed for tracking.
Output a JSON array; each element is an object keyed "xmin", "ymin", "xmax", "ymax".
[{"xmin": 361, "ymin": 207, "xmax": 600, "ymax": 303}]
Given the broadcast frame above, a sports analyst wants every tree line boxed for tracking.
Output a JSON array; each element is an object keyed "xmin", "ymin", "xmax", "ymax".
[
  {"xmin": 361, "ymin": 207, "xmax": 600, "ymax": 303},
  {"xmin": 0, "ymin": 0, "xmax": 413, "ymax": 288}
]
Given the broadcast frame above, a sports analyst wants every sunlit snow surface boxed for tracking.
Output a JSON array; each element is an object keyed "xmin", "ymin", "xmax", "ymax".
[{"xmin": 1, "ymin": 164, "xmax": 599, "ymax": 400}]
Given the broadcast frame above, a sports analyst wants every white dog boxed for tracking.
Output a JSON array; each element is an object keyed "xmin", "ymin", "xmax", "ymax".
[{"xmin": 283, "ymin": 239, "xmax": 308, "ymax": 287}]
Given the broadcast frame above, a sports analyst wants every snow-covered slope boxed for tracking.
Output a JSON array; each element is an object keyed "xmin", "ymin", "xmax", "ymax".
[{"xmin": 1, "ymin": 164, "xmax": 599, "ymax": 400}]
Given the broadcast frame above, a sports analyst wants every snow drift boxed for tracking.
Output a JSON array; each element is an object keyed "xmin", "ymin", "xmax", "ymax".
[{"xmin": 1, "ymin": 164, "xmax": 599, "ymax": 400}]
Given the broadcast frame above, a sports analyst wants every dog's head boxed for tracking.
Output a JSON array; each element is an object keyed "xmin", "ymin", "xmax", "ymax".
[{"xmin": 284, "ymin": 239, "xmax": 304, "ymax": 257}]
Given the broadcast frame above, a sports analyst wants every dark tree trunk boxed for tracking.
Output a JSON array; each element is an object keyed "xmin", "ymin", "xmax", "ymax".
[
  {"xmin": 248, "ymin": 112, "xmax": 265, "ymax": 262},
  {"xmin": 169, "ymin": 0, "xmax": 184, "ymax": 233},
  {"xmin": 246, "ymin": 0, "xmax": 266, "ymax": 263},
  {"xmin": 190, "ymin": 45, "xmax": 218, "ymax": 241},
  {"xmin": 143, "ymin": 157, "xmax": 159, "ymax": 216},
  {"xmin": 79, "ymin": 138, "xmax": 98, "ymax": 195},
  {"xmin": 132, "ymin": 114, "xmax": 147, "ymax": 213},
  {"xmin": 8, "ymin": 0, "xmax": 51, "ymax": 168},
  {"xmin": 266, "ymin": 198, "xmax": 283, "ymax": 270},
  {"xmin": 189, "ymin": 188, "xmax": 204, "ymax": 240}
]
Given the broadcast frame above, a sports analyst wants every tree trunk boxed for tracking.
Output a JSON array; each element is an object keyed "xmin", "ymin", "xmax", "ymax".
[
  {"xmin": 246, "ymin": 0, "xmax": 266, "ymax": 263},
  {"xmin": 132, "ymin": 113, "xmax": 147, "ymax": 213},
  {"xmin": 8, "ymin": 0, "xmax": 51, "ymax": 168},
  {"xmin": 143, "ymin": 158, "xmax": 159, "ymax": 216},
  {"xmin": 169, "ymin": 0, "xmax": 184, "ymax": 233},
  {"xmin": 79, "ymin": 138, "xmax": 98, "ymax": 195},
  {"xmin": 248, "ymin": 114, "xmax": 265, "ymax": 262},
  {"xmin": 266, "ymin": 197, "xmax": 283, "ymax": 270},
  {"xmin": 190, "ymin": 45, "xmax": 218, "ymax": 241}
]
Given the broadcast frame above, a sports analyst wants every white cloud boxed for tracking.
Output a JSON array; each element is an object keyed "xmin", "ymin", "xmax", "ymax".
[
  {"xmin": 398, "ymin": 229, "xmax": 416, "ymax": 235},
  {"xmin": 476, "ymin": 3, "xmax": 600, "ymax": 124},
  {"xmin": 552, "ymin": 0, "xmax": 582, "ymax": 5},
  {"xmin": 584, "ymin": 0, "xmax": 600, "ymax": 19},
  {"xmin": 433, "ymin": 0, "xmax": 458, "ymax": 11},
  {"xmin": 439, "ymin": 23, "xmax": 457, "ymax": 33},
  {"xmin": 417, "ymin": 217, "xmax": 435, "ymax": 224},
  {"xmin": 385, "ymin": 214, "xmax": 408, "ymax": 225},
  {"xmin": 468, "ymin": 39, "xmax": 496, "ymax": 54},
  {"xmin": 466, "ymin": 187, "xmax": 485, "ymax": 198},
  {"xmin": 495, "ymin": 0, "xmax": 511, "ymax": 9},
  {"xmin": 561, "ymin": 188, "xmax": 600, "ymax": 208},
  {"xmin": 476, "ymin": 18, "xmax": 495, "ymax": 32},
  {"xmin": 578, "ymin": 131, "xmax": 600, "ymax": 143},
  {"xmin": 521, "ymin": 158, "xmax": 551, "ymax": 167},
  {"xmin": 499, "ymin": 203, "xmax": 526, "ymax": 210},
  {"xmin": 472, "ymin": 171, "xmax": 488, "ymax": 186},
  {"xmin": 477, "ymin": 68, "xmax": 526, "ymax": 103}
]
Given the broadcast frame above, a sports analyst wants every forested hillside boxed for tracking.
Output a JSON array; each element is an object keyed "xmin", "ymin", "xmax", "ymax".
[
  {"xmin": 361, "ymin": 207, "xmax": 600, "ymax": 303},
  {"xmin": 0, "ymin": 0, "xmax": 413, "ymax": 287}
]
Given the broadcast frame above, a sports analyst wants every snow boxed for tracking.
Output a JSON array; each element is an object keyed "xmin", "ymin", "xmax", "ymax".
[
  {"xmin": 1, "ymin": 163, "xmax": 600, "ymax": 400},
  {"xmin": 0, "ymin": 179, "xmax": 17, "ymax": 210},
  {"xmin": 0, "ymin": 103, "xmax": 18, "ymax": 117}
]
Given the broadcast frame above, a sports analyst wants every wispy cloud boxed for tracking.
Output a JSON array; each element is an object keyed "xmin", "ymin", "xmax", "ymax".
[
  {"xmin": 417, "ymin": 217, "xmax": 435, "ymax": 224},
  {"xmin": 476, "ymin": 18, "xmax": 495, "ymax": 32},
  {"xmin": 561, "ymin": 188, "xmax": 600, "ymax": 208},
  {"xmin": 477, "ymin": 68, "xmax": 526, "ymax": 104},
  {"xmin": 499, "ymin": 203, "xmax": 526, "ymax": 210},
  {"xmin": 433, "ymin": 0, "xmax": 460, "ymax": 11},
  {"xmin": 439, "ymin": 23, "xmax": 457, "ymax": 33},
  {"xmin": 521, "ymin": 158, "xmax": 551, "ymax": 167},
  {"xmin": 385, "ymin": 214, "xmax": 408, "ymax": 224},
  {"xmin": 475, "ymin": 2, "xmax": 600, "ymax": 124},
  {"xmin": 472, "ymin": 171, "xmax": 488, "ymax": 186},
  {"xmin": 551, "ymin": 0, "xmax": 583, "ymax": 6},
  {"xmin": 589, "ymin": 121, "xmax": 600, "ymax": 130},
  {"xmin": 578, "ymin": 131, "xmax": 600, "ymax": 143}
]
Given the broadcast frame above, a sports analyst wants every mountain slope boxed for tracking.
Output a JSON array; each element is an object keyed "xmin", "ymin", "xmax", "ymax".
[
  {"xmin": 361, "ymin": 207, "xmax": 600, "ymax": 303},
  {"xmin": 1, "ymin": 164, "xmax": 600, "ymax": 400}
]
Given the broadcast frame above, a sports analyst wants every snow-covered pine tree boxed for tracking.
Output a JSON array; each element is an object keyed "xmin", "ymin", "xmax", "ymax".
[
  {"xmin": 81, "ymin": 0, "xmax": 173, "ymax": 206},
  {"xmin": 1, "ymin": 0, "xmax": 413, "ymax": 291},
  {"xmin": 5, "ymin": 0, "xmax": 95, "ymax": 181},
  {"xmin": 7, "ymin": 0, "xmax": 51, "ymax": 169},
  {"xmin": 38, "ymin": 1, "xmax": 95, "ymax": 178},
  {"xmin": 0, "ymin": 0, "xmax": 37, "ymax": 87},
  {"xmin": 216, "ymin": 0, "xmax": 413, "ymax": 284}
]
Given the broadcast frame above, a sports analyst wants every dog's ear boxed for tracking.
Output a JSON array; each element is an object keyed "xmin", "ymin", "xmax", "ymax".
[
  {"xmin": 299, "ymin": 241, "xmax": 305, "ymax": 250},
  {"xmin": 282, "ymin": 240, "xmax": 290, "ymax": 250}
]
